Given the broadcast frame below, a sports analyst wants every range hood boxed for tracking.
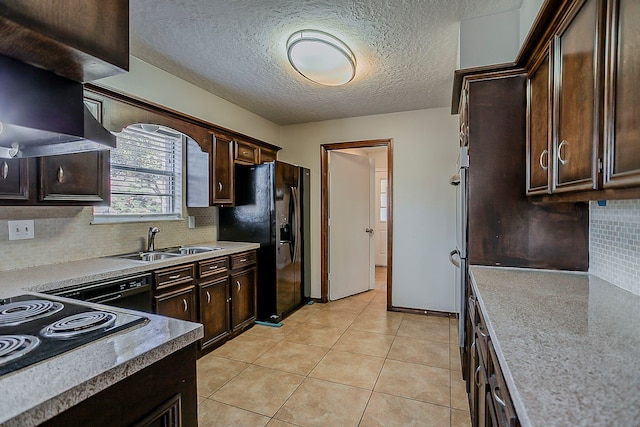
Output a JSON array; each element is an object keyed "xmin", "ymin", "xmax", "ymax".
[{"xmin": 0, "ymin": 54, "xmax": 116, "ymax": 159}]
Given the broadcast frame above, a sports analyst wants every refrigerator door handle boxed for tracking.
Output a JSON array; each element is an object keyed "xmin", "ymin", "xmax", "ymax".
[
  {"xmin": 290, "ymin": 186, "xmax": 300, "ymax": 261},
  {"xmin": 449, "ymin": 249, "xmax": 461, "ymax": 267}
]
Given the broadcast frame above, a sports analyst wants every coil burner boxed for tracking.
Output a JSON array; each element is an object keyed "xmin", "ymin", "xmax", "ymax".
[
  {"xmin": 0, "ymin": 335, "xmax": 40, "ymax": 366},
  {"xmin": 0, "ymin": 300, "xmax": 64, "ymax": 327},
  {"xmin": 41, "ymin": 311, "xmax": 117, "ymax": 339}
]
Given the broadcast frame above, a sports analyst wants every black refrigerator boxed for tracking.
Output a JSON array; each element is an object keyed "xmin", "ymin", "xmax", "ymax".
[{"xmin": 218, "ymin": 161, "xmax": 310, "ymax": 323}]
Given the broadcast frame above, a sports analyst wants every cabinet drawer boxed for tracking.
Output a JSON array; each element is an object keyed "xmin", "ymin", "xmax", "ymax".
[
  {"xmin": 155, "ymin": 264, "xmax": 195, "ymax": 290},
  {"xmin": 198, "ymin": 256, "xmax": 229, "ymax": 278},
  {"xmin": 235, "ymin": 141, "xmax": 257, "ymax": 164},
  {"xmin": 230, "ymin": 251, "xmax": 256, "ymax": 270},
  {"xmin": 476, "ymin": 308, "xmax": 489, "ymax": 364},
  {"xmin": 259, "ymin": 148, "xmax": 277, "ymax": 163}
]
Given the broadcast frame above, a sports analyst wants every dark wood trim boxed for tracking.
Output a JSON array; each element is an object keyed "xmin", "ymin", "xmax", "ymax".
[
  {"xmin": 85, "ymin": 83, "xmax": 282, "ymax": 153},
  {"xmin": 320, "ymin": 139, "xmax": 393, "ymax": 309},
  {"xmin": 451, "ymin": 65, "xmax": 523, "ymax": 114},
  {"xmin": 389, "ymin": 306, "xmax": 456, "ymax": 318}
]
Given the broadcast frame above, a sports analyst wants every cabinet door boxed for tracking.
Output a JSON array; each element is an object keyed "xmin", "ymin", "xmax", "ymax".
[
  {"xmin": 259, "ymin": 148, "xmax": 277, "ymax": 163},
  {"xmin": 552, "ymin": 0, "xmax": 603, "ymax": 192},
  {"xmin": 235, "ymin": 140, "xmax": 257, "ymax": 164},
  {"xmin": 230, "ymin": 267, "xmax": 256, "ymax": 332},
  {"xmin": 39, "ymin": 152, "xmax": 109, "ymax": 203},
  {"xmin": 39, "ymin": 96, "xmax": 110, "ymax": 204},
  {"xmin": 603, "ymin": 0, "xmax": 640, "ymax": 188},
  {"xmin": 0, "ymin": 158, "xmax": 29, "ymax": 200},
  {"xmin": 155, "ymin": 285, "xmax": 196, "ymax": 322},
  {"xmin": 212, "ymin": 134, "xmax": 234, "ymax": 205},
  {"xmin": 526, "ymin": 48, "xmax": 552, "ymax": 195},
  {"xmin": 199, "ymin": 276, "xmax": 230, "ymax": 349}
]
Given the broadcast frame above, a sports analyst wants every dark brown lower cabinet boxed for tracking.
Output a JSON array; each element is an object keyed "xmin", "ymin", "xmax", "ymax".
[
  {"xmin": 155, "ymin": 285, "xmax": 196, "ymax": 322},
  {"xmin": 198, "ymin": 275, "xmax": 230, "ymax": 349},
  {"xmin": 41, "ymin": 344, "xmax": 197, "ymax": 427},
  {"xmin": 230, "ymin": 266, "xmax": 256, "ymax": 332},
  {"xmin": 465, "ymin": 281, "xmax": 519, "ymax": 427}
]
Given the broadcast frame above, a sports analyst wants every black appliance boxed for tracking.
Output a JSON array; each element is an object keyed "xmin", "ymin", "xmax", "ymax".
[
  {"xmin": 0, "ymin": 295, "xmax": 148, "ymax": 377},
  {"xmin": 45, "ymin": 274, "xmax": 153, "ymax": 313},
  {"xmin": 0, "ymin": 54, "xmax": 116, "ymax": 159},
  {"xmin": 219, "ymin": 161, "xmax": 310, "ymax": 323}
]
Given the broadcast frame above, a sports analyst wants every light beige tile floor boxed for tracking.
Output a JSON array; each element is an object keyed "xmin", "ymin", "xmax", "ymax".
[{"xmin": 197, "ymin": 267, "xmax": 471, "ymax": 426}]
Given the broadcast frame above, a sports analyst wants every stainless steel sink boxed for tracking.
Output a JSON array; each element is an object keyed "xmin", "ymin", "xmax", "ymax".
[
  {"xmin": 115, "ymin": 246, "xmax": 223, "ymax": 261},
  {"xmin": 178, "ymin": 246, "xmax": 223, "ymax": 254},
  {"xmin": 117, "ymin": 251, "xmax": 183, "ymax": 262}
]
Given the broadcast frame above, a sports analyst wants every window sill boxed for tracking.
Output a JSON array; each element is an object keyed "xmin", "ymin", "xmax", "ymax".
[{"xmin": 91, "ymin": 215, "xmax": 184, "ymax": 225}]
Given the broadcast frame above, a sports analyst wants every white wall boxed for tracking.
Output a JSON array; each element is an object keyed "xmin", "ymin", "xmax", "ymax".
[
  {"xmin": 459, "ymin": 9, "xmax": 520, "ymax": 69},
  {"xmin": 519, "ymin": 0, "xmax": 546, "ymax": 47},
  {"xmin": 279, "ymin": 108, "xmax": 459, "ymax": 312},
  {"xmin": 97, "ymin": 57, "xmax": 281, "ymax": 145}
]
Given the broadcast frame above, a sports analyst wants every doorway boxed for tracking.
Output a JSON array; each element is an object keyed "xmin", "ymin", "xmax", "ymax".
[{"xmin": 320, "ymin": 139, "xmax": 393, "ymax": 309}]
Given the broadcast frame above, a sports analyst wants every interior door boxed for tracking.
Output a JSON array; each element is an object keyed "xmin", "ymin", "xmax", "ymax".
[
  {"xmin": 374, "ymin": 170, "xmax": 388, "ymax": 266},
  {"xmin": 329, "ymin": 151, "xmax": 373, "ymax": 300}
]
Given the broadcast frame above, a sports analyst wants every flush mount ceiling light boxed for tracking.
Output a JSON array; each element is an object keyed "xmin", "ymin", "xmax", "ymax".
[{"xmin": 286, "ymin": 30, "xmax": 356, "ymax": 86}]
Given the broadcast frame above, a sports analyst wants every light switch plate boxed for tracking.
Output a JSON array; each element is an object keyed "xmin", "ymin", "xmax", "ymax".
[
  {"xmin": 187, "ymin": 216, "xmax": 195, "ymax": 229},
  {"xmin": 8, "ymin": 220, "xmax": 35, "ymax": 240}
]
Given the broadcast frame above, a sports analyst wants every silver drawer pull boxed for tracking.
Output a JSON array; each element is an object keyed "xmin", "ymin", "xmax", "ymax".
[
  {"xmin": 56, "ymin": 166, "xmax": 64, "ymax": 183},
  {"xmin": 169, "ymin": 274, "xmax": 181, "ymax": 280},
  {"xmin": 236, "ymin": 281, "xmax": 241, "ymax": 292},
  {"xmin": 492, "ymin": 382, "xmax": 506, "ymax": 407},
  {"xmin": 182, "ymin": 298, "xmax": 188, "ymax": 312},
  {"xmin": 539, "ymin": 149, "xmax": 549, "ymax": 170},
  {"xmin": 239, "ymin": 258, "xmax": 247, "ymax": 262},
  {"xmin": 218, "ymin": 181, "xmax": 223, "ymax": 192},
  {"xmin": 558, "ymin": 140, "xmax": 568, "ymax": 165},
  {"xmin": 206, "ymin": 291, "xmax": 211, "ymax": 304},
  {"xmin": 1, "ymin": 161, "xmax": 8, "ymax": 179},
  {"xmin": 227, "ymin": 297, "xmax": 231, "ymax": 303},
  {"xmin": 474, "ymin": 365, "xmax": 482, "ymax": 387},
  {"xmin": 208, "ymin": 265, "xmax": 219, "ymax": 270}
]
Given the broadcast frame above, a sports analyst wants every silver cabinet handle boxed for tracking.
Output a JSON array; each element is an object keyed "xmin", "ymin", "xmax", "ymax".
[
  {"xmin": 539, "ymin": 149, "xmax": 549, "ymax": 170},
  {"xmin": 182, "ymin": 298, "xmax": 188, "ymax": 312},
  {"xmin": 218, "ymin": 181, "xmax": 223, "ymax": 192},
  {"xmin": 1, "ymin": 161, "xmax": 8, "ymax": 179},
  {"xmin": 169, "ymin": 274, "xmax": 181, "ymax": 280},
  {"xmin": 239, "ymin": 258, "xmax": 247, "ymax": 262},
  {"xmin": 56, "ymin": 166, "xmax": 64, "ymax": 183},
  {"xmin": 236, "ymin": 280, "xmax": 241, "ymax": 293},
  {"xmin": 208, "ymin": 265, "xmax": 219, "ymax": 270},
  {"xmin": 449, "ymin": 249, "xmax": 460, "ymax": 267},
  {"xmin": 206, "ymin": 291, "xmax": 211, "ymax": 304},
  {"xmin": 558, "ymin": 140, "xmax": 568, "ymax": 165},
  {"xmin": 227, "ymin": 297, "xmax": 232, "ymax": 303},
  {"xmin": 474, "ymin": 365, "xmax": 482, "ymax": 387},
  {"xmin": 478, "ymin": 324, "xmax": 488, "ymax": 339},
  {"xmin": 491, "ymin": 377, "xmax": 506, "ymax": 407}
]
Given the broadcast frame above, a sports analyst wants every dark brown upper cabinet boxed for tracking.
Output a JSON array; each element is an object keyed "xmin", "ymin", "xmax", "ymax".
[
  {"xmin": 212, "ymin": 133, "xmax": 235, "ymax": 206},
  {"xmin": 551, "ymin": 0, "xmax": 604, "ymax": 193},
  {"xmin": 0, "ymin": 158, "xmax": 29, "ymax": 200},
  {"xmin": 0, "ymin": 0, "xmax": 129, "ymax": 82},
  {"xmin": 602, "ymin": 0, "xmax": 640, "ymax": 188},
  {"xmin": 526, "ymin": 46, "xmax": 552, "ymax": 195}
]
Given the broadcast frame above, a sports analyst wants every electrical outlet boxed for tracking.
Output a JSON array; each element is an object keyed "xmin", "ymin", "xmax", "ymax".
[
  {"xmin": 187, "ymin": 216, "xmax": 196, "ymax": 229},
  {"xmin": 8, "ymin": 220, "xmax": 35, "ymax": 240}
]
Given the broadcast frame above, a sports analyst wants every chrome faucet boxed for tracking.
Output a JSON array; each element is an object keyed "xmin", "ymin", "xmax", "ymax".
[{"xmin": 147, "ymin": 227, "xmax": 160, "ymax": 251}]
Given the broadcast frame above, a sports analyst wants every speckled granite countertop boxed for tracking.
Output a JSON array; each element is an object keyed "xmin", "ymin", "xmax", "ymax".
[
  {"xmin": 470, "ymin": 266, "xmax": 640, "ymax": 427},
  {"xmin": 0, "ymin": 241, "xmax": 259, "ymax": 426}
]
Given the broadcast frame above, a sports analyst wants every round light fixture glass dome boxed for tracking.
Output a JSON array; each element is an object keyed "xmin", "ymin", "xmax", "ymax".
[{"xmin": 286, "ymin": 30, "xmax": 356, "ymax": 86}]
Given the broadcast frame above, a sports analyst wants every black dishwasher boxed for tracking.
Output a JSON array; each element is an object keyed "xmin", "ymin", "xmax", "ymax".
[{"xmin": 47, "ymin": 273, "xmax": 153, "ymax": 313}]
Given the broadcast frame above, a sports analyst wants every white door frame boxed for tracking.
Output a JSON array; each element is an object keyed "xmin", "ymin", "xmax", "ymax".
[{"xmin": 320, "ymin": 139, "xmax": 393, "ymax": 308}]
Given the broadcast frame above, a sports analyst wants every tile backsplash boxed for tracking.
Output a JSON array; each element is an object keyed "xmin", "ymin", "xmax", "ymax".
[
  {"xmin": 0, "ymin": 206, "xmax": 217, "ymax": 271},
  {"xmin": 590, "ymin": 199, "xmax": 640, "ymax": 296}
]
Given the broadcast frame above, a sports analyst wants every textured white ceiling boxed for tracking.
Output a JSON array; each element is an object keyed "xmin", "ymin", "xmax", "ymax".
[{"xmin": 130, "ymin": 0, "xmax": 523, "ymax": 125}]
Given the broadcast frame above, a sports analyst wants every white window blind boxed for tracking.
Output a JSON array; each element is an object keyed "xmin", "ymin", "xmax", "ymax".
[{"xmin": 94, "ymin": 124, "xmax": 183, "ymax": 221}]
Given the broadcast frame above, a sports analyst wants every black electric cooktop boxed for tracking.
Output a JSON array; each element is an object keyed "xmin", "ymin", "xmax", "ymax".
[{"xmin": 0, "ymin": 295, "xmax": 148, "ymax": 377}]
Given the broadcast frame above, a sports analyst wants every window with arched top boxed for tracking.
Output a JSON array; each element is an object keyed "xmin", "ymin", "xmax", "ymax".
[{"xmin": 93, "ymin": 124, "xmax": 184, "ymax": 222}]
